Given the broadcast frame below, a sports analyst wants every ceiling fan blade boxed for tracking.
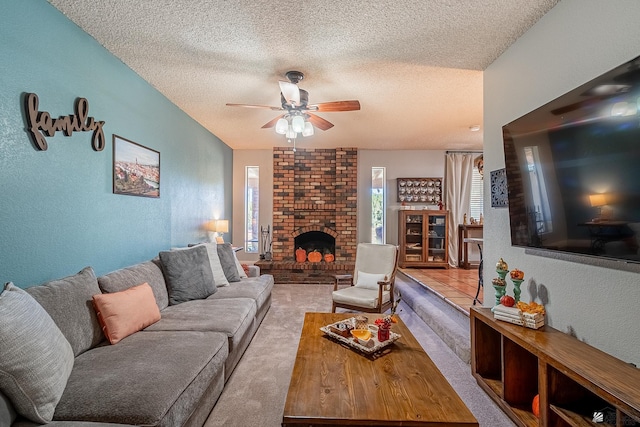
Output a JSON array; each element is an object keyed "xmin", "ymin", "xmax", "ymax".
[
  {"xmin": 261, "ymin": 114, "xmax": 285, "ymax": 129},
  {"xmin": 278, "ymin": 81, "xmax": 300, "ymax": 106},
  {"xmin": 308, "ymin": 100, "xmax": 361, "ymax": 112},
  {"xmin": 307, "ymin": 113, "xmax": 334, "ymax": 131},
  {"xmin": 226, "ymin": 103, "xmax": 283, "ymax": 111}
]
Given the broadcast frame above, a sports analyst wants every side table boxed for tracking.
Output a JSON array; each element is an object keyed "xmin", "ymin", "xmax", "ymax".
[{"xmin": 458, "ymin": 224, "xmax": 483, "ymax": 268}]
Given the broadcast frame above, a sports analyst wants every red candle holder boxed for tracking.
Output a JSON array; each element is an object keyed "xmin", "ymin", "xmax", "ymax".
[{"xmin": 378, "ymin": 325, "xmax": 390, "ymax": 342}]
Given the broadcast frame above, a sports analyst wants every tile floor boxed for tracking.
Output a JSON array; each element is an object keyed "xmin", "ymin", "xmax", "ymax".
[{"xmin": 399, "ymin": 266, "xmax": 482, "ymax": 314}]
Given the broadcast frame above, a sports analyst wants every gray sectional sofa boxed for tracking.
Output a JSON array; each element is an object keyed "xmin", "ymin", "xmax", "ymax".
[{"xmin": 0, "ymin": 243, "xmax": 273, "ymax": 427}]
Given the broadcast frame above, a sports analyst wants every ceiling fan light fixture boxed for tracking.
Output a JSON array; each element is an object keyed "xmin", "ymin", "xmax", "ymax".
[
  {"xmin": 275, "ymin": 118, "xmax": 288, "ymax": 134},
  {"xmin": 302, "ymin": 121, "xmax": 314, "ymax": 137},
  {"xmin": 291, "ymin": 115, "xmax": 305, "ymax": 133},
  {"xmin": 227, "ymin": 70, "xmax": 360, "ymax": 150}
]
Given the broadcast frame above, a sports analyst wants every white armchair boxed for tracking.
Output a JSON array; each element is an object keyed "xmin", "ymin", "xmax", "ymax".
[{"xmin": 331, "ymin": 243, "xmax": 399, "ymax": 313}]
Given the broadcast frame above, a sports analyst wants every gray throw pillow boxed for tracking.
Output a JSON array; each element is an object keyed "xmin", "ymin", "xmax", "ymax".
[
  {"xmin": 217, "ymin": 243, "xmax": 241, "ymax": 282},
  {"xmin": 26, "ymin": 266, "xmax": 104, "ymax": 357},
  {"xmin": 159, "ymin": 245, "xmax": 216, "ymax": 305},
  {"xmin": 0, "ymin": 282, "xmax": 75, "ymax": 423},
  {"xmin": 188, "ymin": 243, "xmax": 230, "ymax": 287}
]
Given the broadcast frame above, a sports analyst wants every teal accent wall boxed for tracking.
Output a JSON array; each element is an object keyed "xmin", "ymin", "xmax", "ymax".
[{"xmin": 0, "ymin": 2, "xmax": 232, "ymax": 287}]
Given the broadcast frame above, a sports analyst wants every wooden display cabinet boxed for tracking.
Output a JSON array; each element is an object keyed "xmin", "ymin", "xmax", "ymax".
[
  {"xmin": 471, "ymin": 307, "xmax": 640, "ymax": 427},
  {"xmin": 398, "ymin": 210, "xmax": 449, "ymax": 268}
]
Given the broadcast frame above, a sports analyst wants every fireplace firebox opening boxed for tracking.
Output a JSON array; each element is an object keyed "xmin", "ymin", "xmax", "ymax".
[{"xmin": 294, "ymin": 231, "xmax": 335, "ymax": 260}]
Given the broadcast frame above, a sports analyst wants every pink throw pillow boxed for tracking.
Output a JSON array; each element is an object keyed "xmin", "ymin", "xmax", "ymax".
[{"xmin": 92, "ymin": 283, "xmax": 161, "ymax": 344}]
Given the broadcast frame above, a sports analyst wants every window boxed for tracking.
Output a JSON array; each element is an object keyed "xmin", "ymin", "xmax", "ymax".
[
  {"xmin": 245, "ymin": 166, "xmax": 259, "ymax": 253},
  {"xmin": 524, "ymin": 146, "xmax": 552, "ymax": 234},
  {"xmin": 469, "ymin": 166, "xmax": 484, "ymax": 222},
  {"xmin": 371, "ymin": 167, "xmax": 385, "ymax": 244}
]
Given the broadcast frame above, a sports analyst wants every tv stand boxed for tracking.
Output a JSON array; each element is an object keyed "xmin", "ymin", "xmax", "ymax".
[{"xmin": 470, "ymin": 307, "xmax": 640, "ymax": 426}]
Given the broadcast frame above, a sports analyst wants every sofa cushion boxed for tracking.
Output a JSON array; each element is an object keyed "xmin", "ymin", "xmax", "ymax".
[
  {"xmin": 216, "ymin": 243, "xmax": 241, "ymax": 282},
  {"xmin": 159, "ymin": 245, "xmax": 216, "ymax": 305},
  {"xmin": 192, "ymin": 243, "xmax": 230, "ymax": 287},
  {"xmin": 97, "ymin": 259, "xmax": 170, "ymax": 310},
  {"xmin": 332, "ymin": 286, "xmax": 391, "ymax": 309},
  {"xmin": 207, "ymin": 275, "xmax": 274, "ymax": 313},
  {"xmin": 92, "ymin": 283, "xmax": 161, "ymax": 344},
  {"xmin": 0, "ymin": 283, "xmax": 74, "ymax": 423},
  {"xmin": 26, "ymin": 267, "xmax": 104, "ymax": 356},
  {"xmin": 53, "ymin": 330, "xmax": 228, "ymax": 427},
  {"xmin": 145, "ymin": 298, "xmax": 256, "ymax": 355}
]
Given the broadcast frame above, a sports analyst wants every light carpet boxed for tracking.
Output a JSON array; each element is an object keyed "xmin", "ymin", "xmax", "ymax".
[{"xmin": 204, "ymin": 283, "xmax": 515, "ymax": 427}]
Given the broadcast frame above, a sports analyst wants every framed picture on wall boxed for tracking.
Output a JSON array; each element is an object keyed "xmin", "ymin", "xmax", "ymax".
[{"xmin": 113, "ymin": 135, "xmax": 160, "ymax": 198}]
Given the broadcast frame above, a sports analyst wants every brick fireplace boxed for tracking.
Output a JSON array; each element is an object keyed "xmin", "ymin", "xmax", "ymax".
[{"xmin": 255, "ymin": 147, "xmax": 358, "ymax": 283}]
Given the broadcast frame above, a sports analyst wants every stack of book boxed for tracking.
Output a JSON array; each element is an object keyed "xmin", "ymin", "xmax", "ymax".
[{"xmin": 493, "ymin": 304, "xmax": 544, "ymax": 329}]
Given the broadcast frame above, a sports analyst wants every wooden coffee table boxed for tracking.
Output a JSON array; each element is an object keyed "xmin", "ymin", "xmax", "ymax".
[{"xmin": 282, "ymin": 312, "xmax": 478, "ymax": 426}]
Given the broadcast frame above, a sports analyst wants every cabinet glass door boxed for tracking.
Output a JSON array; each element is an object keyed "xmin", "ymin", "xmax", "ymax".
[
  {"xmin": 427, "ymin": 214, "xmax": 446, "ymax": 263},
  {"xmin": 404, "ymin": 214, "xmax": 423, "ymax": 262}
]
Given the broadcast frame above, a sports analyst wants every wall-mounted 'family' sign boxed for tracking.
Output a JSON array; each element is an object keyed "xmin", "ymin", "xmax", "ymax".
[{"xmin": 24, "ymin": 92, "xmax": 106, "ymax": 151}]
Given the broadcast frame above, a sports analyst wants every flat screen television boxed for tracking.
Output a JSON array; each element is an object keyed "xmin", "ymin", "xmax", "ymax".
[{"xmin": 503, "ymin": 54, "xmax": 640, "ymax": 265}]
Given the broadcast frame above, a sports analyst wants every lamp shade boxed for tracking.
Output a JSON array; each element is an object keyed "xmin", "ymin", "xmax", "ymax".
[
  {"xmin": 610, "ymin": 101, "xmax": 629, "ymax": 117},
  {"xmin": 214, "ymin": 219, "xmax": 229, "ymax": 233},
  {"xmin": 275, "ymin": 118, "xmax": 288, "ymax": 134},
  {"xmin": 205, "ymin": 219, "xmax": 228, "ymax": 232},
  {"xmin": 285, "ymin": 126, "xmax": 296, "ymax": 139},
  {"xmin": 589, "ymin": 194, "xmax": 607, "ymax": 207},
  {"xmin": 302, "ymin": 121, "xmax": 314, "ymax": 137},
  {"xmin": 291, "ymin": 115, "xmax": 305, "ymax": 133}
]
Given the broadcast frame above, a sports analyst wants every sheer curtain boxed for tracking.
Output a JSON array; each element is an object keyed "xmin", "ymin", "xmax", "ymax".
[{"xmin": 445, "ymin": 153, "xmax": 474, "ymax": 266}]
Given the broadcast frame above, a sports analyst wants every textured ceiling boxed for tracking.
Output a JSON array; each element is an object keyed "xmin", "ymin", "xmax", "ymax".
[{"xmin": 47, "ymin": 0, "xmax": 559, "ymax": 150}]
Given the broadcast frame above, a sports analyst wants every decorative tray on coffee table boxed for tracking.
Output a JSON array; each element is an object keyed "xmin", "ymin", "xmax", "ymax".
[{"xmin": 320, "ymin": 317, "xmax": 401, "ymax": 354}]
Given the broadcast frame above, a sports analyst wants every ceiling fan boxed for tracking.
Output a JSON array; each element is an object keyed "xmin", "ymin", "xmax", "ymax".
[
  {"xmin": 550, "ymin": 58, "xmax": 640, "ymax": 116},
  {"xmin": 226, "ymin": 71, "xmax": 360, "ymax": 138}
]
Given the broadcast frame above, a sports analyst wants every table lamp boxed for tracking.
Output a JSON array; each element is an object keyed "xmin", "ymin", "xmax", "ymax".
[
  {"xmin": 589, "ymin": 194, "xmax": 607, "ymax": 222},
  {"xmin": 205, "ymin": 219, "xmax": 229, "ymax": 243}
]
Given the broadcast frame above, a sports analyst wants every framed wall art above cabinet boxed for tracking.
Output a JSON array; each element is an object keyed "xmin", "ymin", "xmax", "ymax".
[{"xmin": 397, "ymin": 178, "xmax": 443, "ymax": 203}]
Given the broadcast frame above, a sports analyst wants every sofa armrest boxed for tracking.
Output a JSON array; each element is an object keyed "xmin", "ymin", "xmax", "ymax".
[{"xmin": 247, "ymin": 265, "xmax": 260, "ymax": 277}]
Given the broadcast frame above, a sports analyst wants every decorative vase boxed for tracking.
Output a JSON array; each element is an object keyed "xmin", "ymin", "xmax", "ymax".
[{"xmin": 511, "ymin": 278, "xmax": 523, "ymax": 303}]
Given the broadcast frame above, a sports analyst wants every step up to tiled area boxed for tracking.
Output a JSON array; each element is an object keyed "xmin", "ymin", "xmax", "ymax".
[{"xmin": 395, "ymin": 272, "xmax": 472, "ymax": 363}]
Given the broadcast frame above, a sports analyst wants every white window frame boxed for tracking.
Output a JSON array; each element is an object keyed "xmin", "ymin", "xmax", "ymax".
[
  {"xmin": 371, "ymin": 167, "xmax": 386, "ymax": 244},
  {"xmin": 244, "ymin": 166, "xmax": 259, "ymax": 253},
  {"xmin": 469, "ymin": 166, "xmax": 484, "ymax": 222}
]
